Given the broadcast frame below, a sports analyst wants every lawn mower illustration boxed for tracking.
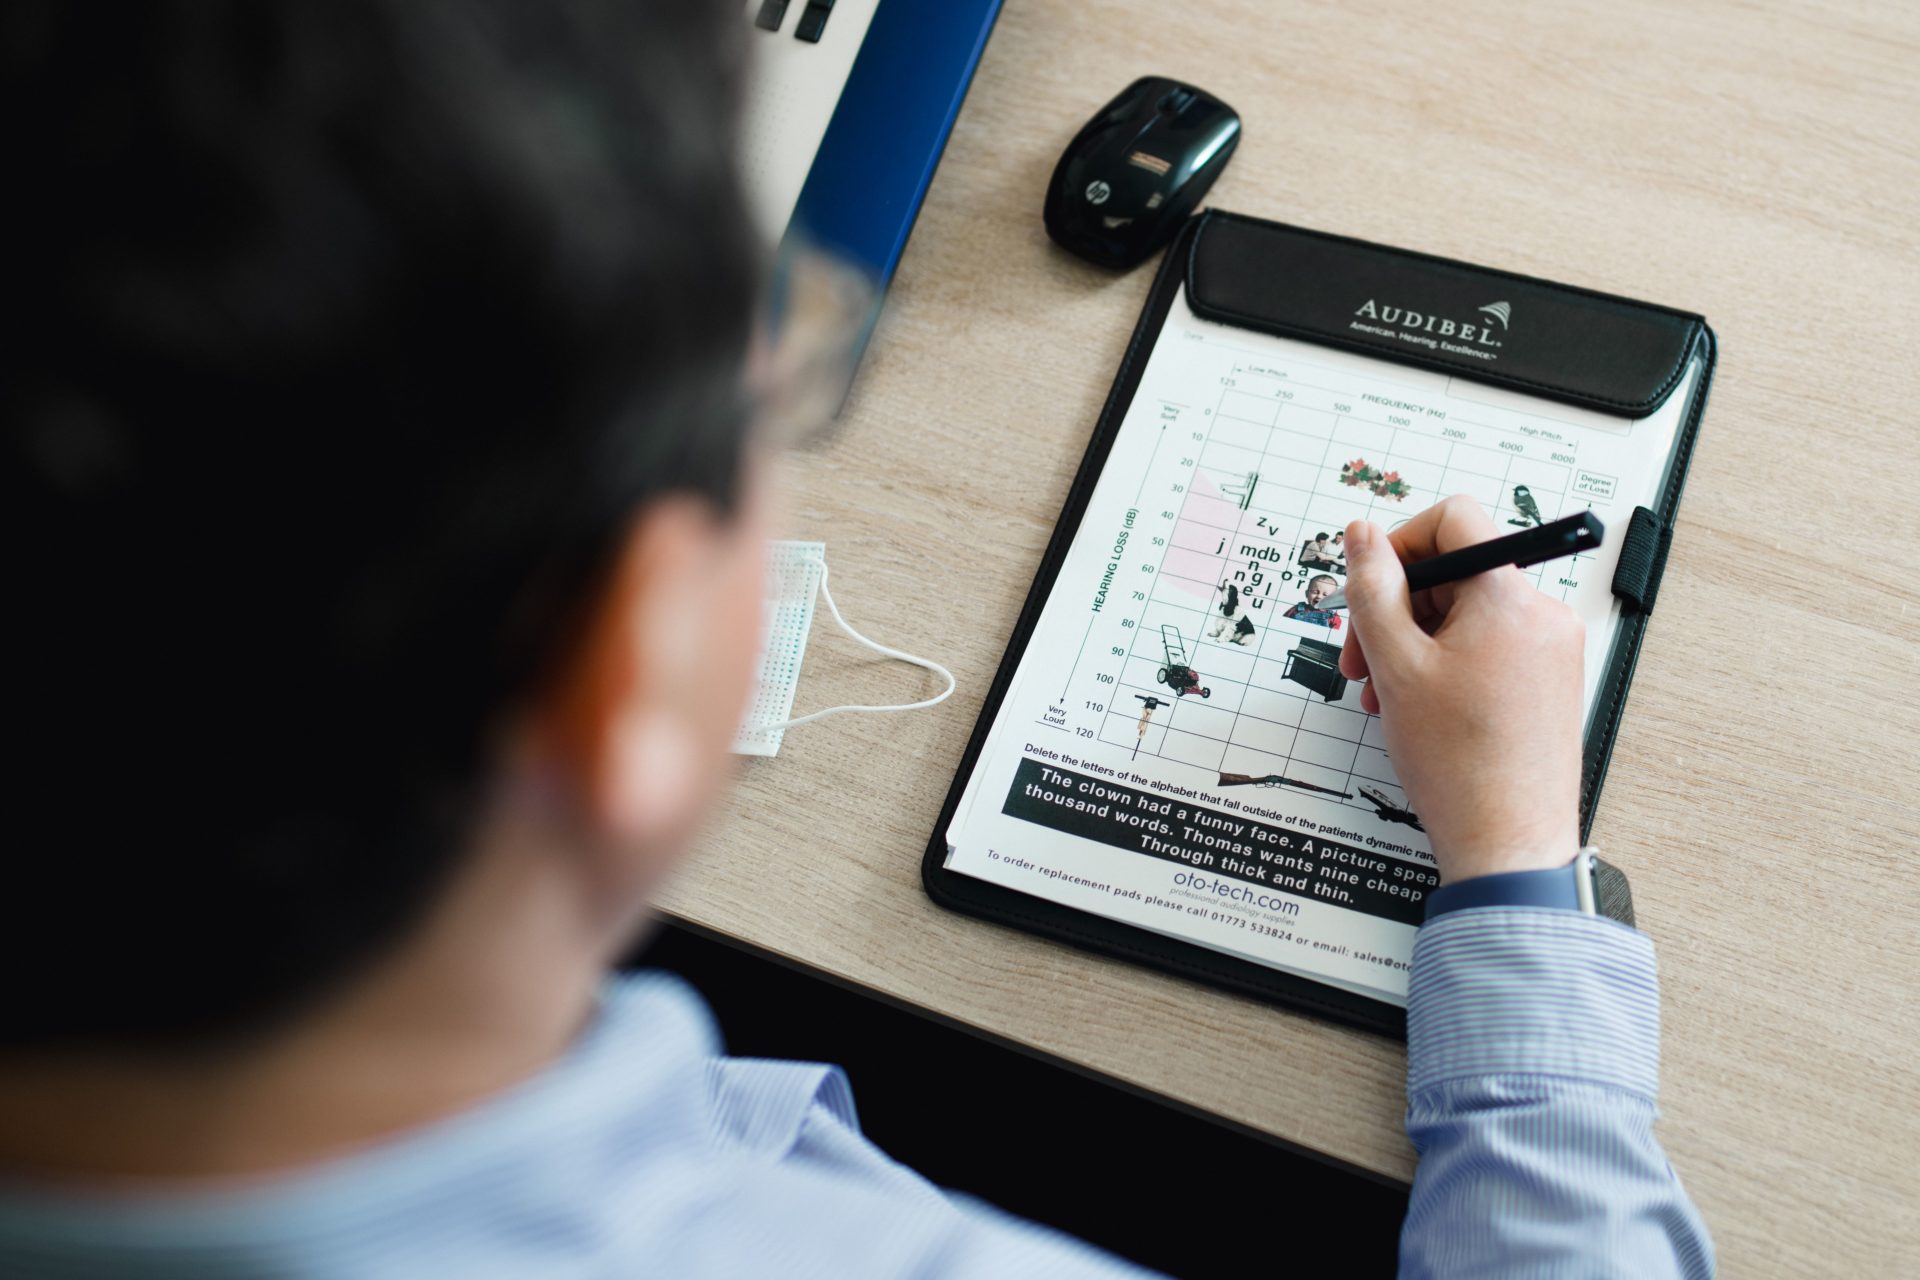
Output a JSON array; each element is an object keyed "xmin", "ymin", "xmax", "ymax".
[{"xmin": 1155, "ymin": 624, "xmax": 1210, "ymax": 699}]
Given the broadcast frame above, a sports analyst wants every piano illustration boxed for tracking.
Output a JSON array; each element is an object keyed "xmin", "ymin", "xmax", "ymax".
[{"xmin": 1282, "ymin": 637, "xmax": 1347, "ymax": 702}]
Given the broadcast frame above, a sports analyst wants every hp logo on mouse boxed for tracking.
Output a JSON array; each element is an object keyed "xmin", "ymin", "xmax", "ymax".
[{"xmin": 1084, "ymin": 180, "xmax": 1111, "ymax": 205}]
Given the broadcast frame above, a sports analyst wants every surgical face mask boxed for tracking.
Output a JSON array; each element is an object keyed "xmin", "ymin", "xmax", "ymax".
[{"xmin": 733, "ymin": 540, "xmax": 955, "ymax": 757}]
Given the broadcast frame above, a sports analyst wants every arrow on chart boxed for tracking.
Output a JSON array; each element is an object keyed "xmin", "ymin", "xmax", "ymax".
[
  {"xmin": 1135, "ymin": 422, "xmax": 1164, "ymax": 507},
  {"xmin": 1061, "ymin": 615, "xmax": 1096, "ymax": 702}
]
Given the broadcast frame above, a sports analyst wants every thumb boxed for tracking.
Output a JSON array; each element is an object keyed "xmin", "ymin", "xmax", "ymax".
[{"xmin": 1341, "ymin": 520, "xmax": 1426, "ymax": 678}]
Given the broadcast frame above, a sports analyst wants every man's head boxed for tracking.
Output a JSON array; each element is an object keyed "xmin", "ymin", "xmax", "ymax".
[
  {"xmin": 6, "ymin": 0, "xmax": 766, "ymax": 1048},
  {"xmin": 1305, "ymin": 575, "xmax": 1338, "ymax": 607},
  {"xmin": 1315, "ymin": 532, "xmax": 1331, "ymax": 547}
]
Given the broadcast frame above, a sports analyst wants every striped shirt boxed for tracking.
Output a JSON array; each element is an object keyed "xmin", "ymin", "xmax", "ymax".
[
  {"xmin": 1401, "ymin": 909, "xmax": 1714, "ymax": 1277},
  {"xmin": 0, "ymin": 908, "xmax": 1711, "ymax": 1277}
]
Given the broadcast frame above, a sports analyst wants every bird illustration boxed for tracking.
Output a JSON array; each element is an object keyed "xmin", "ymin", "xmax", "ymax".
[{"xmin": 1509, "ymin": 484, "xmax": 1544, "ymax": 527}]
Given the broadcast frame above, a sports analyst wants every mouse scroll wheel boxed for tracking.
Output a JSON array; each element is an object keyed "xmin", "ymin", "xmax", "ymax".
[{"xmin": 1159, "ymin": 88, "xmax": 1196, "ymax": 115}]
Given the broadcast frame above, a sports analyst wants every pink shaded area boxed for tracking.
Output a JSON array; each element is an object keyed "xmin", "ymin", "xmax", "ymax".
[
  {"xmin": 1169, "ymin": 519, "xmax": 1225, "ymax": 553},
  {"xmin": 1160, "ymin": 545, "xmax": 1223, "ymax": 595},
  {"xmin": 1179, "ymin": 494, "xmax": 1243, "ymax": 532}
]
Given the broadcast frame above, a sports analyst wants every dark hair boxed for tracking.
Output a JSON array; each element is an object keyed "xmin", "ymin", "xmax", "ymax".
[
  {"xmin": 4, "ymin": 0, "xmax": 758, "ymax": 1046},
  {"xmin": 1315, "ymin": 532, "xmax": 1330, "ymax": 541}
]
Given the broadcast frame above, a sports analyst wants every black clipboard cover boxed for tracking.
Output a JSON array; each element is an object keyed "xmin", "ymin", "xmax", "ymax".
[{"xmin": 923, "ymin": 211, "xmax": 1717, "ymax": 1038}]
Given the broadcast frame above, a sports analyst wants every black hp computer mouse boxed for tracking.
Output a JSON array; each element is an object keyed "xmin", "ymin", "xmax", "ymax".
[{"xmin": 1044, "ymin": 77, "xmax": 1241, "ymax": 269}]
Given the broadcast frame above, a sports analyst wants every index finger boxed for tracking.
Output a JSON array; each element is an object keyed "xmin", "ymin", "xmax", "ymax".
[
  {"xmin": 1380, "ymin": 495, "xmax": 1509, "ymax": 623},
  {"xmin": 1384, "ymin": 493, "xmax": 1504, "ymax": 563}
]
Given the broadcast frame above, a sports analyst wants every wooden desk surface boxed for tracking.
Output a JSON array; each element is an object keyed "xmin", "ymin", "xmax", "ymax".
[{"xmin": 659, "ymin": 1, "xmax": 1920, "ymax": 1272}]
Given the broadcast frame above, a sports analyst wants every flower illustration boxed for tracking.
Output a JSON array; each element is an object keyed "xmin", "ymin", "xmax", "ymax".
[{"xmin": 1338, "ymin": 458, "xmax": 1411, "ymax": 501}]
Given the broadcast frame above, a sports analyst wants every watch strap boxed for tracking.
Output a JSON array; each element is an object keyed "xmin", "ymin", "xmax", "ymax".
[
  {"xmin": 1591, "ymin": 855, "xmax": 1636, "ymax": 928},
  {"xmin": 1424, "ymin": 849, "xmax": 1598, "ymax": 922}
]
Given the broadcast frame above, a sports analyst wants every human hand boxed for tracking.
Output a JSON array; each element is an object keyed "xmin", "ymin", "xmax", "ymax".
[{"xmin": 1337, "ymin": 497, "xmax": 1584, "ymax": 884}]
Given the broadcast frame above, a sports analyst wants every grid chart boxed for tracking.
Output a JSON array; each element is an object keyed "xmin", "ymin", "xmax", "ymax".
[{"xmin": 1084, "ymin": 361, "xmax": 1599, "ymax": 819}]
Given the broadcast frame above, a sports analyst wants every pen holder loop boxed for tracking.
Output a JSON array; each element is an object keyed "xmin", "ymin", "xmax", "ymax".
[{"xmin": 1611, "ymin": 506, "xmax": 1670, "ymax": 615}]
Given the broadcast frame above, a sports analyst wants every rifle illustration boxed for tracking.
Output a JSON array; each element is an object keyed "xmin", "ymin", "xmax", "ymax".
[{"xmin": 1217, "ymin": 772, "xmax": 1352, "ymax": 799}]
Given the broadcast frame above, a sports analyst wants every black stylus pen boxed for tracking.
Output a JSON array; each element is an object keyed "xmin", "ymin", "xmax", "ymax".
[{"xmin": 1313, "ymin": 512, "xmax": 1605, "ymax": 612}]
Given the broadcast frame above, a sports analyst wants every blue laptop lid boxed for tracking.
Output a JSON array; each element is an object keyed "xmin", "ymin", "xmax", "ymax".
[{"xmin": 788, "ymin": 0, "xmax": 1004, "ymax": 287}]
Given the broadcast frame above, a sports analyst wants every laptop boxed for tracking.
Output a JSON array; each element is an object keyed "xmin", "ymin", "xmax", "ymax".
[{"xmin": 739, "ymin": 0, "xmax": 1004, "ymax": 368}]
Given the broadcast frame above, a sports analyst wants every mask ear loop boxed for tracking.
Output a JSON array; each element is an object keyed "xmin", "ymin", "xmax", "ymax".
[{"xmin": 761, "ymin": 557, "xmax": 955, "ymax": 731}]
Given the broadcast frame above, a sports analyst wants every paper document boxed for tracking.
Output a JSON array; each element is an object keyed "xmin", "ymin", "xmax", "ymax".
[{"xmin": 944, "ymin": 291, "xmax": 1699, "ymax": 1006}]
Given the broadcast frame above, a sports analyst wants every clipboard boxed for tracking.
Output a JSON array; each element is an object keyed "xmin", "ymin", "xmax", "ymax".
[{"xmin": 923, "ymin": 210, "xmax": 1717, "ymax": 1037}]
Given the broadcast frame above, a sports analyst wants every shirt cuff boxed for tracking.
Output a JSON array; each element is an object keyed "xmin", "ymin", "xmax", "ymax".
[{"xmin": 1407, "ymin": 907, "xmax": 1661, "ymax": 1101}]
